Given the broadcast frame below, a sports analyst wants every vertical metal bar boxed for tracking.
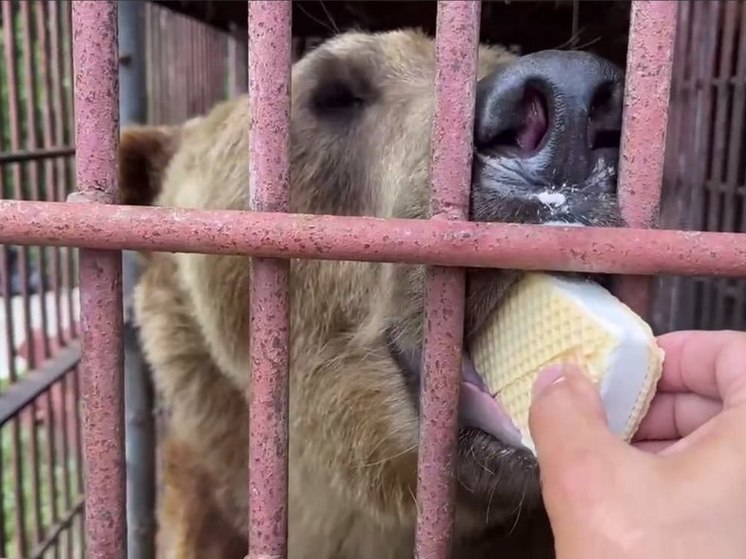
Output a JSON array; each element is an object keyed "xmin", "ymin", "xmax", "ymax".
[
  {"xmin": 75, "ymin": 379, "xmax": 87, "ymax": 559},
  {"xmin": 731, "ymin": 2, "xmax": 746, "ymax": 323},
  {"xmin": 182, "ymin": 15, "xmax": 190, "ymax": 119},
  {"xmin": 145, "ymin": 3, "xmax": 158, "ymax": 125},
  {"xmin": 194, "ymin": 20, "xmax": 203, "ymax": 112},
  {"xmin": 0, "ymin": 8, "xmax": 12, "ymax": 551},
  {"xmin": 2, "ymin": 0, "xmax": 36, "ymax": 371},
  {"xmin": 118, "ymin": 2, "xmax": 157, "ymax": 558},
  {"xmin": 161, "ymin": 9, "xmax": 172, "ymax": 124},
  {"xmin": 653, "ymin": 1, "xmax": 689, "ymax": 333},
  {"xmin": 666, "ymin": 0, "xmax": 695, "ymax": 331},
  {"xmin": 176, "ymin": 15, "xmax": 187, "ymax": 120},
  {"xmin": 60, "ymin": 0, "xmax": 79, "ymax": 340},
  {"xmin": 212, "ymin": 30, "xmax": 222, "ymax": 105},
  {"xmin": 1, "ymin": 2, "xmax": 31, "ymax": 554},
  {"xmin": 195, "ymin": 22, "xmax": 204, "ymax": 112},
  {"xmin": 691, "ymin": 1, "xmax": 720, "ymax": 328},
  {"xmin": 185, "ymin": 16, "xmax": 194, "ymax": 116},
  {"xmin": 247, "ymin": 2, "xmax": 291, "ymax": 557},
  {"xmin": 615, "ymin": 0, "xmax": 678, "ymax": 318},
  {"xmin": 20, "ymin": 6, "xmax": 58, "ymax": 550},
  {"xmin": 205, "ymin": 28, "xmax": 214, "ymax": 107},
  {"xmin": 706, "ymin": 0, "xmax": 738, "ymax": 327},
  {"xmin": 677, "ymin": 0, "xmax": 717, "ymax": 330},
  {"xmin": 70, "ymin": 2, "xmax": 126, "ymax": 558},
  {"xmin": 20, "ymin": 0, "xmax": 53, "ymax": 367},
  {"xmin": 0, "ymin": 427, "xmax": 5, "ymax": 556},
  {"xmin": 72, "ymin": 365, "xmax": 85, "ymax": 499},
  {"xmin": 60, "ymin": 374, "xmax": 74, "ymax": 559},
  {"xmin": 709, "ymin": 0, "xmax": 740, "ymax": 225},
  {"xmin": 44, "ymin": 386, "xmax": 60, "ymax": 559},
  {"xmin": 153, "ymin": 4, "xmax": 163, "ymax": 124},
  {"xmin": 415, "ymin": 2, "xmax": 480, "ymax": 558},
  {"xmin": 34, "ymin": 1, "xmax": 66, "ymax": 351},
  {"xmin": 229, "ymin": 23, "xmax": 249, "ymax": 97}
]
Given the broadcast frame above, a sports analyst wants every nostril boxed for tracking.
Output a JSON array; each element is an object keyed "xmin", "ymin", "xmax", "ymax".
[
  {"xmin": 588, "ymin": 81, "xmax": 622, "ymax": 151},
  {"xmin": 485, "ymin": 87, "xmax": 549, "ymax": 157},
  {"xmin": 516, "ymin": 89, "xmax": 548, "ymax": 154}
]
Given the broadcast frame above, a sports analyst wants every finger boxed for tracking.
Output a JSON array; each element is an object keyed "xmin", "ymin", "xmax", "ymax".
[
  {"xmin": 529, "ymin": 363, "xmax": 628, "ymax": 465},
  {"xmin": 655, "ymin": 330, "xmax": 746, "ymax": 406},
  {"xmin": 632, "ymin": 392, "xmax": 722, "ymax": 441}
]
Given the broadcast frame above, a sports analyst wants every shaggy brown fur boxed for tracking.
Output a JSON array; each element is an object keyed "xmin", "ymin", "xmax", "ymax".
[{"xmin": 119, "ymin": 29, "xmax": 623, "ymax": 558}]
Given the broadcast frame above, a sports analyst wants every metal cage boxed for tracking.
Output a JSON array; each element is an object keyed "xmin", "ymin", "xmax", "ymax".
[{"xmin": 2, "ymin": 1, "xmax": 744, "ymax": 558}]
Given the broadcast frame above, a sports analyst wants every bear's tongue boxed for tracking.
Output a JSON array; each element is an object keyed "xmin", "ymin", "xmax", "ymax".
[{"xmin": 459, "ymin": 354, "xmax": 525, "ymax": 448}]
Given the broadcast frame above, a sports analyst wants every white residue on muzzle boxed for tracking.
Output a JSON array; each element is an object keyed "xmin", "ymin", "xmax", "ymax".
[{"xmin": 534, "ymin": 190, "xmax": 567, "ymax": 209}]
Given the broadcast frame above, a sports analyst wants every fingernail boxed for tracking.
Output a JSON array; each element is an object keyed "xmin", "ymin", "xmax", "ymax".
[{"xmin": 532, "ymin": 363, "xmax": 568, "ymax": 401}]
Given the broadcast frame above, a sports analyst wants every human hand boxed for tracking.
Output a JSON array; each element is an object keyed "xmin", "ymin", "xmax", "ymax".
[{"xmin": 528, "ymin": 330, "xmax": 746, "ymax": 559}]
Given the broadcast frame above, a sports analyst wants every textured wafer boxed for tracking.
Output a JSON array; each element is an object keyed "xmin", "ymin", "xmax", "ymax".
[{"xmin": 470, "ymin": 272, "xmax": 665, "ymax": 454}]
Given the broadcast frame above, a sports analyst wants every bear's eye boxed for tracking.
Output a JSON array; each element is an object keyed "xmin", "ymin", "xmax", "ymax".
[{"xmin": 311, "ymin": 79, "xmax": 366, "ymax": 114}]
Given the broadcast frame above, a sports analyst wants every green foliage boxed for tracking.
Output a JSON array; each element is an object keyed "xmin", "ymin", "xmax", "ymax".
[{"xmin": 0, "ymin": 0, "xmax": 75, "ymax": 201}]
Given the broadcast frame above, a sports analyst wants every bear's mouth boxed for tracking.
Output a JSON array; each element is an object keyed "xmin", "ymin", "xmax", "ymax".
[
  {"xmin": 386, "ymin": 326, "xmax": 526, "ymax": 450},
  {"xmin": 387, "ymin": 270, "xmax": 614, "ymax": 450}
]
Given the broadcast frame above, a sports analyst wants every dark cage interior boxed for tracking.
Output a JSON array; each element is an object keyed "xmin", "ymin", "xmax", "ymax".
[{"xmin": 157, "ymin": 0, "xmax": 632, "ymax": 65}]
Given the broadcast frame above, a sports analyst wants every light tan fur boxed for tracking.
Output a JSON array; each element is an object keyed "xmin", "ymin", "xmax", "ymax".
[{"xmin": 118, "ymin": 29, "xmax": 623, "ymax": 558}]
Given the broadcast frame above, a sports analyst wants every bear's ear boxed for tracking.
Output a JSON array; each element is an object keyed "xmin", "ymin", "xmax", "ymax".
[{"xmin": 118, "ymin": 124, "xmax": 180, "ymax": 206}]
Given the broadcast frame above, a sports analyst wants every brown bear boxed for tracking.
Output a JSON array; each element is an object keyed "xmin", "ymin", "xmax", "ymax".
[{"xmin": 118, "ymin": 28, "xmax": 625, "ymax": 559}]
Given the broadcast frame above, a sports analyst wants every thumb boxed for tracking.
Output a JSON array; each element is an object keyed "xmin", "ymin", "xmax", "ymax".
[{"xmin": 528, "ymin": 363, "xmax": 627, "ymax": 466}]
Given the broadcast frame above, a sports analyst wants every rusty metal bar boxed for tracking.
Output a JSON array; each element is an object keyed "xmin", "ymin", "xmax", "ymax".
[
  {"xmin": 70, "ymin": 2, "xmax": 126, "ymax": 558},
  {"xmin": 247, "ymin": 1, "xmax": 292, "ymax": 557},
  {"xmin": 415, "ymin": 2, "xmax": 480, "ymax": 557},
  {"xmin": 3, "ymin": 200, "xmax": 746, "ymax": 277},
  {"xmin": 615, "ymin": 0, "xmax": 678, "ymax": 318}
]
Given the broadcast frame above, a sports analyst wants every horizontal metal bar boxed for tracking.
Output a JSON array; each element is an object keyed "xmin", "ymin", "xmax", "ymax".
[
  {"xmin": 0, "ymin": 146, "xmax": 75, "ymax": 165},
  {"xmin": 1, "ymin": 200, "xmax": 746, "ymax": 277},
  {"xmin": 0, "ymin": 342, "xmax": 81, "ymax": 427}
]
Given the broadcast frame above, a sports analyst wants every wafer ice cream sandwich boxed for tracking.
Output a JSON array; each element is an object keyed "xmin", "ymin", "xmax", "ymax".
[{"xmin": 468, "ymin": 272, "xmax": 665, "ymax": 455}]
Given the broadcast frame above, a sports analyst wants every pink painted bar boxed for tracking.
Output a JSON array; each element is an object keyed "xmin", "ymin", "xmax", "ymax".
[
  {"xmin": 70, "ymin": 2, "xmax": 125, "ymax": 559},
  {"xmin": 416, "ymin": 3, "xmax": 481, "ymax": 558},
  {"xmin": 615, "ymin": 0, "xmax": 679, "ymax": 318},
  {"xmin": 247, "ymin": 2, "xmax": 292, "ymax": 558},
  {"xmin": 2, "ymin": 200, "xmax": 746, "ymax": 278}
]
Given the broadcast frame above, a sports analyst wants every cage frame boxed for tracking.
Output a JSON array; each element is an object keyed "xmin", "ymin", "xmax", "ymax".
[{"xmin": 0, "ymin": 1, "xmax": 737, "ymax": 558}]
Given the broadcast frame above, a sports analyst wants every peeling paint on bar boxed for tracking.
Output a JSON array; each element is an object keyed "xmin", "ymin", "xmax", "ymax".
[
  {"xmin": 616, "ymin": 0, "xmax": 679, "ymax": 317},
  {"xmin": 415, "ymin": 2, "xmax": 481, "ymax": 558},
  {"xmin": 247, "ymin": 2, "xmax": 292, "ymax": 558},
  {"xmin": 70, "ymin": 2, "xmax": 126, "ymax": 559}
]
